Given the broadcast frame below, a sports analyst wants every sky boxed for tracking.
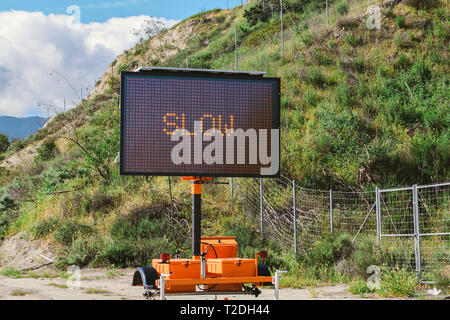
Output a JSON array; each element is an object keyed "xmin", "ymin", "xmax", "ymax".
[{"xmin": 0, "ymin": 0, "xmax": 245, "ymax": 118}]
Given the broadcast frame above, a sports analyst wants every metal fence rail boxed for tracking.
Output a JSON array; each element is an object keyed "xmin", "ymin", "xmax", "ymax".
[{"xmin": 232, "ymin": 177, "xmax": 449, "ymax": 282}]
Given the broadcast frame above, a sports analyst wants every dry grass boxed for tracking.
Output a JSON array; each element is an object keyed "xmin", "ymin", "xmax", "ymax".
[
  {"xmin": 83, "ymin": 287, "xmax": 111, "ymax": 295},
  {"xmin": 10, "ymin": 289, "xmax": 32, "ymax": 296},
  {"xmin": 47, "ymin": 282, "xmax": 69, "ymax": 289}
]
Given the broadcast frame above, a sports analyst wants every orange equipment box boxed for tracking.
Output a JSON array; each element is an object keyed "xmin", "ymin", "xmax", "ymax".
[
  {"xmin": 205, "ymin": 258, "xmax": 257, "ymax": 291},
  {"xmin": 152, "ymin": 259, "xmax": 201, "ymax": 293},
  {"xmin": 206, "ymin": 258, "xmax": 256, "ymax": 277},
  {"xmin": 200, "ymin": 237, "xmax": 238, "ymax": 259}
]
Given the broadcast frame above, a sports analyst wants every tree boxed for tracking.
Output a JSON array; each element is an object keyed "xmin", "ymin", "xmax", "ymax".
[
  {"xmin": 0, "ymin": 134, "xmax": 9, "ymax": 153},
  {"xmin": 132, "ymin": 18, "xmax": 168, "ymax": 44},
  {"xmin": 38, "ymin": 72, "xmax": 118, "ymax": 181}
]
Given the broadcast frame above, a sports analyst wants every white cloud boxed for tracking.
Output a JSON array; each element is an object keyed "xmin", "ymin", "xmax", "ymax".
[{"xmin": 0, "ymin": 10, "xmax": 178, "ymax": 117}]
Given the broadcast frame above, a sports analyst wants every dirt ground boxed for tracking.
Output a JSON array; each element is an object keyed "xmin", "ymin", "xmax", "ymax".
[{"xmin": 0, "ymin": 267, "xmax": 393, "ymax": 300}]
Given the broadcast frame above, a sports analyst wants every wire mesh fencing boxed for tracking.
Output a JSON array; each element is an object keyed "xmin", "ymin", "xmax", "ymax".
[
  {"xmin": 378, "ymin": 183, "xmax": 450, "ymax": 281},
  {"xmin": 232, "ymin": 177, "xmax": 449, "ymax": 282}
]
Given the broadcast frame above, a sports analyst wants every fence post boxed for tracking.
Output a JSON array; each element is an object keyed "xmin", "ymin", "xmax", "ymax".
[
  {"xmin": 412, "ymin": 184, "xmax": 422, "ymax": 279},
  {"xmin": 326, "ymin": 0, "xmax": 329, "ymax": 27},
  {"xmin": 260, "ymin": 178, "xmax": 263, "ymax": 234},
  {"xmin": 375, "ymin": 187, "xmax": 382, "ymax": 246},
  {"xmin": 230, "ymin": 177, "xmax": 233, "ymax": 201},
  {"xmin": 280, "ymin": 0, "xmax": 284, "ymax": 59},
  {"xmin": 235, "ymin": 26, "xmax": 238, "ymax": 71},
  {"xmin": 293, "ymin": 179, "xmax": 297, "ymax": 255},
  {"xmin": 329, "ymin": 189, "xmax": 333, "ymax": 235}
]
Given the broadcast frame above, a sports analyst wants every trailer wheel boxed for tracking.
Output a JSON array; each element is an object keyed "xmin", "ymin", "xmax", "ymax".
[{"xmin": 132, "ymin": 267, "xmax": 159, "ymax": 290}]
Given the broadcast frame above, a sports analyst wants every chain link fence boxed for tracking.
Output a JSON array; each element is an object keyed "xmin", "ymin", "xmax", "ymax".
[{"xmin": 232, "ymin": 177, "xmax": 449, "ymax": 281}]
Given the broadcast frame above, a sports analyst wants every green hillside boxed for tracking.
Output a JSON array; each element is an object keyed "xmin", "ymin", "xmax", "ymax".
[{"xmin": 0, "ymin": 0, "xmax": 448, "ymax": 291}]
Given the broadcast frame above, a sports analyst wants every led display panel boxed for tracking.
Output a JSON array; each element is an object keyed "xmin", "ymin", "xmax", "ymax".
[{"xmin": 120, "ymin": 69, "xmax": 280, "ymax": 177}]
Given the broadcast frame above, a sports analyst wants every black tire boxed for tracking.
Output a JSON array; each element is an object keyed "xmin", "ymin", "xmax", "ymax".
[{"xmin": 132, "ymin": 267, "xmax": 159, "ymax": 289}]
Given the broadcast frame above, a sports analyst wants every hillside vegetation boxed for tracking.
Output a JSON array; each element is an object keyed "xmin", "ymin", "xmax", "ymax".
[{"xmin": 0, "ymin": 0, "xmax": 448, "ymax": 294}]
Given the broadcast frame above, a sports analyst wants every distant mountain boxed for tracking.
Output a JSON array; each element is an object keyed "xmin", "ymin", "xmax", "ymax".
[{"xmin": 0, "ymin": 116, "xmax": 48, "ymax": 140}]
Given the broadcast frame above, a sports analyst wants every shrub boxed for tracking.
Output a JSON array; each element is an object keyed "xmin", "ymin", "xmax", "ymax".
[
  {"xmin": 396, "ymin": 53, "xmax": 410, "ymax": 69},
  {"xmin": 0, "ymin": 134, "xmax": 9, "ymax": 153},
  {"xmin": 36, "ymin": 139, "xmax": 57, "ymax": 162},
  {"xmin": 0, "ymin": 193, "xmax": 14, "ymax": 211},
  {"xmin": 431, "ymin": 267, "xmax": 450, "ymax": 295},
  {"xmin": 0, "ymin": 210, "xmax": 18, "ymax": 239},
  {"xmin": 243, "ymin": 1, "xmax": 271, "ymax": 26},
  {"xmin": 396, "ymin": 15, "xmax": 406, "ymax": 28},
  {"xmin": 42, "ymin": 165, "xmax": 76, "ymax": 193},
  {"xmin": 335, "ymin": 83, "xmax": 354, "ymax": 108},
  {"xmin": 54, "ymin": 221, "xmax": 93, "ymax": 246},
  {"xmin": 353, "ymin": 56, "xmax": 364, "ymax": 72},
  {"xmin": 32, "ymin": 217, "xmax": 60, "ymax": 238},
  {"xmin": 7, "ymin": 139, "xmax": 26, "ymax": 153},
  {"xmin": 350, "ymin": 237, "xmax": 381, "ymax": 276},
  {"xmin": 312, "ymin": 49, "xmax": 334, "ymax": 66},
  {"xmin": 106, "ymin": 75, "xmax": 120, "ymax": 93},
  {"xmin": 307, "ymin": 67, "xmax": 327, "ymax": 87},
  {"xmin": 348, "ymin": 278, "xmax": 373, "ymax": 295},
  {"xmin": 244, "ymin": 19, "xmax": 281, "ymax": 47},
  {"xmin": 304, "ymin": 90, "xmax": 321, "ymax": 106},
  {"xmin": 307, "ymin": 234, "xmax": 353, "ymax": 267},
  {"xmin": 82, "ymin": 191, "xmax": 116, "ymax": 214},
  {"xmin": 336, "ymin": 1, "xmax": 349, "ymax": 15},
  {"xmin": 95, "ymin": 240, "xmax": 136, "ymax": 267},
  {"xmin": 404, "ymin": 0, "xmax": 439, "ymax": 10},
  {"xmin": 299, "ymin": 32, "xmax": 312, "ymax": 46},
  {"xmin": 344, "ymin": 34, "xmax": 362, "ymax": 47},
  {"xmin": 377, "ymin": 267, "xmax": 417, "ymax": 297},
  {"xmin": 55, "ymin": 237, "xmax": 102, "ymax": 270},
  {"xmin": 94, "ymin": 237, "xmax": 174, "ymax": 268}
]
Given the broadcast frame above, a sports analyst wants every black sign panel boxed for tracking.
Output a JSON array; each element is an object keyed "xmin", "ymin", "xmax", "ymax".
[{"xmin": 120, "ymin": 70, "xmax": 280, "ymax": 177}]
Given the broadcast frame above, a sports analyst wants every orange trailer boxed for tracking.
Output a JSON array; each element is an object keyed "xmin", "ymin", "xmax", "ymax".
[{"xmin": 132, "ymin": 177, "xmax": 272, "ymax": 299}]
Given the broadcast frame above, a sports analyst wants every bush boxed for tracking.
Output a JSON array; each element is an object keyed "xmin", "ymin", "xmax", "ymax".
[
  {"xmin": 335, "ymin": 83, "xmax": 354, "ymax": 108},
  {"xmin": 7, "ymin": 139, "xmax": 26, "ymax": 153},
  {"xmin": 404, "ymin": 0, "xmax": 439, "ymax": 10},
  {"xmin": 82, "ymin": 191, "xmax": 116, "ymax": 214},
  {"xmin": 336, "ymin": 1, "xmax": 349, "ymax": 15},
  {"xmin": 0, "ymin": 193, "xmax": 14, "ymax": 211},
  {"xmin": 350, "ymin": 237, "xmax": 381, "ymax": 276},
  {"xmin": 54, "ymin": 221, "xmax": 93, "ymax": 246},
  {"xmin": 396, "ymin": 15, "xmax": 406, "ymax": 28},
  {"xmin": 307, "ymin": 67, "xmax": 327, "ymax": 87},
  {"xmin": 95, "ymin": 240, "xmax": 136, "ymax": 267},
  {"xmin": 0, "ymin": 210, "xmax": 18, "ymax": 239},
  {"xmin": 396, "ymin": 53, "xmax": 410, "ymax": 69},
  {"xmin": 42, "ymin": 165, "xmax": 76, "ymax": 193},
  {"xmin": 106, "ymin": 75, "xmax": 120, "ymax": 93},
  {"xmin": 55, "ymin": 237, "xmax": 102, "ymax": 270},
  {"xmin": 348, "ymin": 278, "xmax": 373, "ymax": 295},
  {"xmin": 377, "ymin": 267, "xmax": 417, "ymax": 297},
  {"xmin": 312, "ymin": 49, "xmax": 334, "ymax": 66},
  {"xmin": 0, "ymin": 134, "xmax": 9, "ymax": 153},
  {"xmin": 344, "ymin": 34, "xmax": 362, "ymax": 47},
  {"xmin": 307, "ymin": 234, "xmax": 353, "ymax": 267},
  {"xmin": 31, "ymin": 217, "xmax": 60, "ymax": 238},
  {"xmin": 353, "ymin": 56, "xmax": 365, "ymax": 72},
  {"xmin": 94, "ymin": 237, "xmax": 174, "ymax": 268},
  {"xmin": 431, "ymin": 267, "xmax": 450, "ymax": 295},
  {"xmin": 36, "ymin": 139, "xmax": 57, "ymax": 162}
]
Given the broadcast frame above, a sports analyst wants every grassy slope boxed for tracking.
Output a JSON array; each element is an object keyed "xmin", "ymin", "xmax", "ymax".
[{"xmin": 0, "ymin": 0, "xmax": 448, "ymax": 292}]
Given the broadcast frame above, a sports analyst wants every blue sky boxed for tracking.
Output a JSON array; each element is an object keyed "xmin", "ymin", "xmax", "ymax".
[
  {"xmin": 0, "ymin": 1, "xmax": 247, "ymax": 118},
  {"xmin": 0, "ymin": 0, "xmax": 245, "ymax": 23}
]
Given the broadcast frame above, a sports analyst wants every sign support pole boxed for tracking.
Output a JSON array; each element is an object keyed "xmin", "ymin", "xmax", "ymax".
[{"xmin": 191, "ymin": 179, "xmax": 203, "ymax": 257}]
